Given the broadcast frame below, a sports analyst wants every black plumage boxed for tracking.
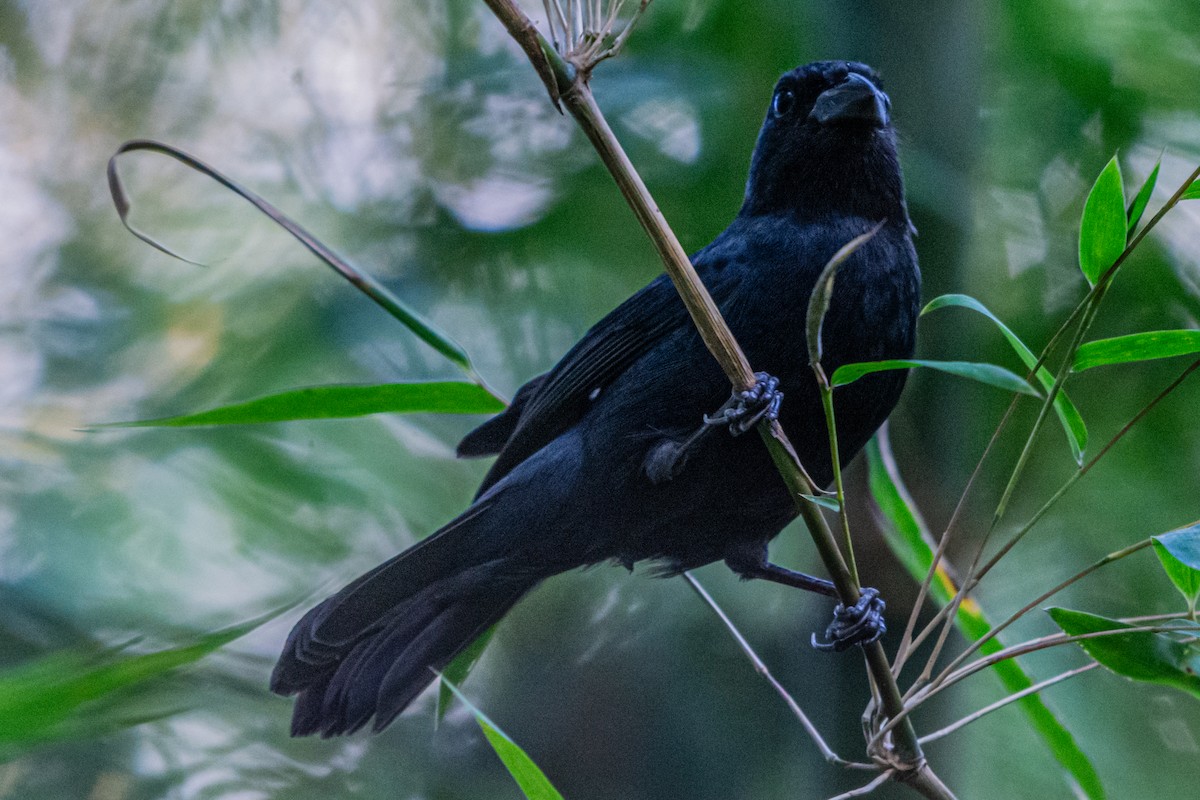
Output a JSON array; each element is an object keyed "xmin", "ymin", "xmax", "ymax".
[{"xmin": 272, "ymin": 60, "xmax": 921, "ymax": 736}]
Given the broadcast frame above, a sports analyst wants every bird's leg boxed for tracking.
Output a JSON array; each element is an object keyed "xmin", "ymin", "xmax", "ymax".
[
  {"xmin": 644, "ymin": 425, "xmax": 713, "ymax": 484},
  {"xmin": 644, "ymin": 373, "xmax": 785, "ymax": 484},
  {"xmin": 724, "ymin": 541, "xmax": 887, "ymax": 652},
  {"xmin": 704, "ymin": 372, "xmax": 783, "ymax": 435},
  {"xmin": 725, "ymin": 541, "xmax": 838, "ymax": 596}
]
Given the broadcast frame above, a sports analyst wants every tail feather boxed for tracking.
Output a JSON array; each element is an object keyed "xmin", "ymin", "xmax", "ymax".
[
  {"xmin": 373, "ymin": 588, "xmax": 523, "ymax": 729},
  {"xmin": 271, "ymin": 504, "xmax": 539, "ymax": 736}
]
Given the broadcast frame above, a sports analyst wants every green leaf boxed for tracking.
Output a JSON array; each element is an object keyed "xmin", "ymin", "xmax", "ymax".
[
  {"xmin": 1126, "ymin": 160, "xmax": 1160, "ymax": 236},
  {"xmin": 799, "ymin": 493, "xmax": 840, "ymax": 512},
  {"xmin": 0, "ymin": 613, "xmax": 274, "ymax": 755},
  {"xmin": 1047, "ymin": 608, "xmax": 1200, "ymax": 700},
  {"xmin": 100, "ymin": 381, "xmax": 505, "ymax": 428},
  {"xmin": 1153, "ymin": 524, "xmax": 1200, "ymax": 610},
  {"xmin": 806, "ymin": 225, "xmax": 882, "ymax": 366},
  {"xmin": 440, "ymin": 678, "xmax": 565, "ymax": 800},
  {"xmin": 866, "ymin": 433, "xmax": 1105, "ymax": 799},
  {"xmin": 108, "ymin": 140, "xmax": 475, "ymax": 370},
  {"xmin": 1183, "ymin": 178, "xmax": 1200, "ymax": 201},
  {"xmin": 831, "ymin": 359, "xmax": 1037, "ymax": 396},
  {"xmin": 923, "ymin": 294, "xmax": 1088, "ymax": 464},
  {"xmin": 1078, "ymin": 155, "xmax": 1127, "ymax": 285},
  {"xmin": 437, "ymin": 626, "xmax": 497, "ymax": 723},
  {"xmin": 1073, "ymin": 330, "xmax": 1200, "ymax": 372}
]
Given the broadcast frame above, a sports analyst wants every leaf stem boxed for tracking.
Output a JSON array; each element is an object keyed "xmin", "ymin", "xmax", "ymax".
[
  {"xmin": 918, "ymin": 662, "xmax": 1100, "ymax": 745},
  {"xmin": 929, "ymin": 539, "xmax": 1153, "ymax": 693}
]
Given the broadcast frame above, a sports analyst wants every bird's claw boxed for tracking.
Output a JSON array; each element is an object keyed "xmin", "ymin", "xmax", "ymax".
[
  {"xmin": 703, "ymin": 372, "xmax": 784, "ymax": 436},
  {"xmin": 811, "ymin": 587, "xmax": 886, "ymax": 652}
]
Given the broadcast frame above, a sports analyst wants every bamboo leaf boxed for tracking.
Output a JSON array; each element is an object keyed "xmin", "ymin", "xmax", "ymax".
[
  {"xmin": 866, "ymin": 434, "xmax": 1105, "ymax": 799},
  {"xmin": 806, "ymin": 225, "xmax": 882, "ymax": 367},
  {"xmin": 107, "ymin": 140, "xmax": 474, "ymax": 371},
  {"xmin": 1153, "ymin": 524, "xmax": 1200, "ymax": 610},
  {"xmin": 831, "ymin": 359, "xmax": 1037, "ymax": 396},
  {"xmin": 440, "ymin": 677, "xmax": 565, "ymax": 800},
  {"xmin": 923, "ymin": 293, "xmax": 1087, "ymax": 464},
  {"xmin": 0, "ymin": 612, "xmax": 275, "ymax": 755},
  {"xmin": 1073, "ymin": 330, "xmax": 1200, "ymax": 372},
  {"xmin": 437, "ymin": 626, "xmax": 497, "ymax": 723},
  {"xmin": 1182, "ymin": 179, "xmax": 1200, "ymax": 201},
  {"xmin": 1126, "ymin": 160, "xmax": 1160, "ymax": 236},
  {"xmin": 99, "ymin": 381, "xmax": 505, "ymax": 428},
  {"xmin": 1078, "ymin": 156, "xmax": 1127, "ymax": 285},
  {"xmin": 1047, "ymin": 608, "xmax": 1200, "ymax": 700}
]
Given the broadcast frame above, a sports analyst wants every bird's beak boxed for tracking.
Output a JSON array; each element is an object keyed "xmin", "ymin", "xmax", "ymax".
[{"xmin": 809, "ymin": 73, "xmax": 890, "ymax": 128}]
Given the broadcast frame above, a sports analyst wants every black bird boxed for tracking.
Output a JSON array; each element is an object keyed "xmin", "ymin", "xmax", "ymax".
[{"xmin": 272, "ymin": 61, "xmax": 921, "ymax": 736}]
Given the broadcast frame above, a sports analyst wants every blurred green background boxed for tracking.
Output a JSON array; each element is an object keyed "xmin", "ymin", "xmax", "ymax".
[{"xmin": 2, "ymin": 1, "xmax": 1199, "ymax": 798}]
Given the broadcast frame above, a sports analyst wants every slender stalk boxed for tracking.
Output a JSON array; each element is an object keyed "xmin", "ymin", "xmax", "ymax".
[
  {"xmin": 876, "ymin": 622, "xmax": 1190, "ymax": 747},
  {"xmin": 816, "ymin": 369, "xmax": 861, "ymax": 584},
  {"xmin": 930, "ymin": 539, "xmax": 1153, "ymax": 691},
  {"xmin": 971, "ymin": 354, "xmax": 1199, "ymax": 586},
  {"xmin": 891, "ymin": 399, "xmax": 1013, "ymax": 676},
  {"xmin": 994, "ymin": 288, "xmax": 1103, "ymax": 526},
  {"xmin": 827, "ymin": 770, "xmax": 896, "ymax": 800},
  {"xmin": 915, "ymin": 294, "xmax": 1105, "ymax": 685},
  {"xmin": 683, "ymin": 573, "xmax": 876, "ymax": 770},
  {"xmin": 930, "ymin": 623, "xmax": 1193, "ymax": 698},
  {"xmin": 483, "ymin": 0, "xmax": 564, "ymax": 106},
  {"xmin": 918, "ymin": 662, "xmax": 1100, "ymax": 745},
  {"xmin": 902, "ymin": 351, "xmax": 1196, "ymax": 667},
  {"xmin": 561, "ymin": 86, "xmax": 755, "ymax": 388},
  {"xmin": 480, "ymin": 4, "xmax": 945, "ymax": 791}
]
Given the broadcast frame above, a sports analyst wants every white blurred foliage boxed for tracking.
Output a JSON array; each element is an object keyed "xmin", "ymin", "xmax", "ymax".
[{"xmin": 622, "ymin": 97, "xmax": 702, "ymax": 164}]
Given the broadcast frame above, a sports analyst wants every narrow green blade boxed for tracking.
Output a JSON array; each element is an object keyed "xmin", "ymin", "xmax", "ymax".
[
  {"xmin": 108, "ymin": 139, "xmax": 474, "ymax": 370},
  {"xmin": 806, "ymin": 225, "xmax": 881, "ymax": 365},
  {"xmin": 1073, "ymin": 330, "xmax": 1200, "ymax": 372},
  {"xmin": 1126, "ymin": 160, "xmax": 1160, "ymax": 236},
  {"xmin": 437, "ymin": 626, "xmax": 497, "ymax": 723},
  {"xmin": 831, "ymin": 358, "xmax": 1037, "ymax": 396},
  {"xmin": 440, "ymin": 678, "xmax": 565, "ymax": 800},
  {"xmin": 922, "ymin": 293, "xmax": 1087, "ymax": 464},
  {"xmin": 1078, "ymin": 156, "xmax": 1126, "ymax": 285},
  {"xmin": 100, "ymin": 381, "xmax": 505, "ymax": 428},
  {"xmin": 0, "ymin": 612, "xmax": 276, "ymax": 755}
]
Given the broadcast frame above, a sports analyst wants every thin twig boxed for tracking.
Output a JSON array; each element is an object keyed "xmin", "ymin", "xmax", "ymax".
[
  {"xmin": 479, "ymin": 2, "xmax": 939, "ymax": 789},
  {"xmin": 901, "ymin": 352, "xmax": 1196, "ymax": 669},
  {"xmin": 875, "ymin": 621, "xmax": 1192, "ymax": 747},
  {"xmin": 929, "ymin": 539, "xmax": 1152, "ymax": 691},
  {"xmin": 825, "ymin": 770, "xmax": 896, "ymax": 800},
  {"xmin": 968, "ymin": 354, "xmax": 1200, "ymax": 588},
  {"xmin": 931, "ymin": 623, "xmax": 1195, "ymax": 698},
  {"xmin": 919, "ymin": 662, "xmax": 1100, "ymax": 745},
  {"xmin": 682, "ymin": 573, "xmax": 876, "ymax": 770}
]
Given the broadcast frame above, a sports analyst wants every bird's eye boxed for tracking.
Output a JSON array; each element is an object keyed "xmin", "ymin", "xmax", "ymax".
[{"xmin": 772, "ymin": 88, "xmax": 796, "ymax": 118}]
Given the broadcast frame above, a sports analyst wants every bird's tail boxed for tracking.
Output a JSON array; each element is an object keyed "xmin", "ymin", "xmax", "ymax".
[{"xmin": 270, "ymin": 505, "xmax": 538, "ymax": 736}]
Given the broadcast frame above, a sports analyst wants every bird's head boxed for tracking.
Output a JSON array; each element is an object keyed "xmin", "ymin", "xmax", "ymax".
[{"xmin": 742, "ymin": 61, "xmax": 909, "ymax": 224}]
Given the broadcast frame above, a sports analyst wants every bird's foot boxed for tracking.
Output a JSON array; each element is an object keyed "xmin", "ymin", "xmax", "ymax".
[
  {"xmin": 704, "ymin": 372, "xmax": 783, "ymax": 436},
  {"xmin": 811, "ymin": 587, "xmax": 886, "ymax": 652}
]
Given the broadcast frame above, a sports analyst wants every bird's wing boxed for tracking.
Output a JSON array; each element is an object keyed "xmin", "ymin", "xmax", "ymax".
[{"xmin": 462, "ymin": 269, "xmax": 717, "ymax": 493}]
